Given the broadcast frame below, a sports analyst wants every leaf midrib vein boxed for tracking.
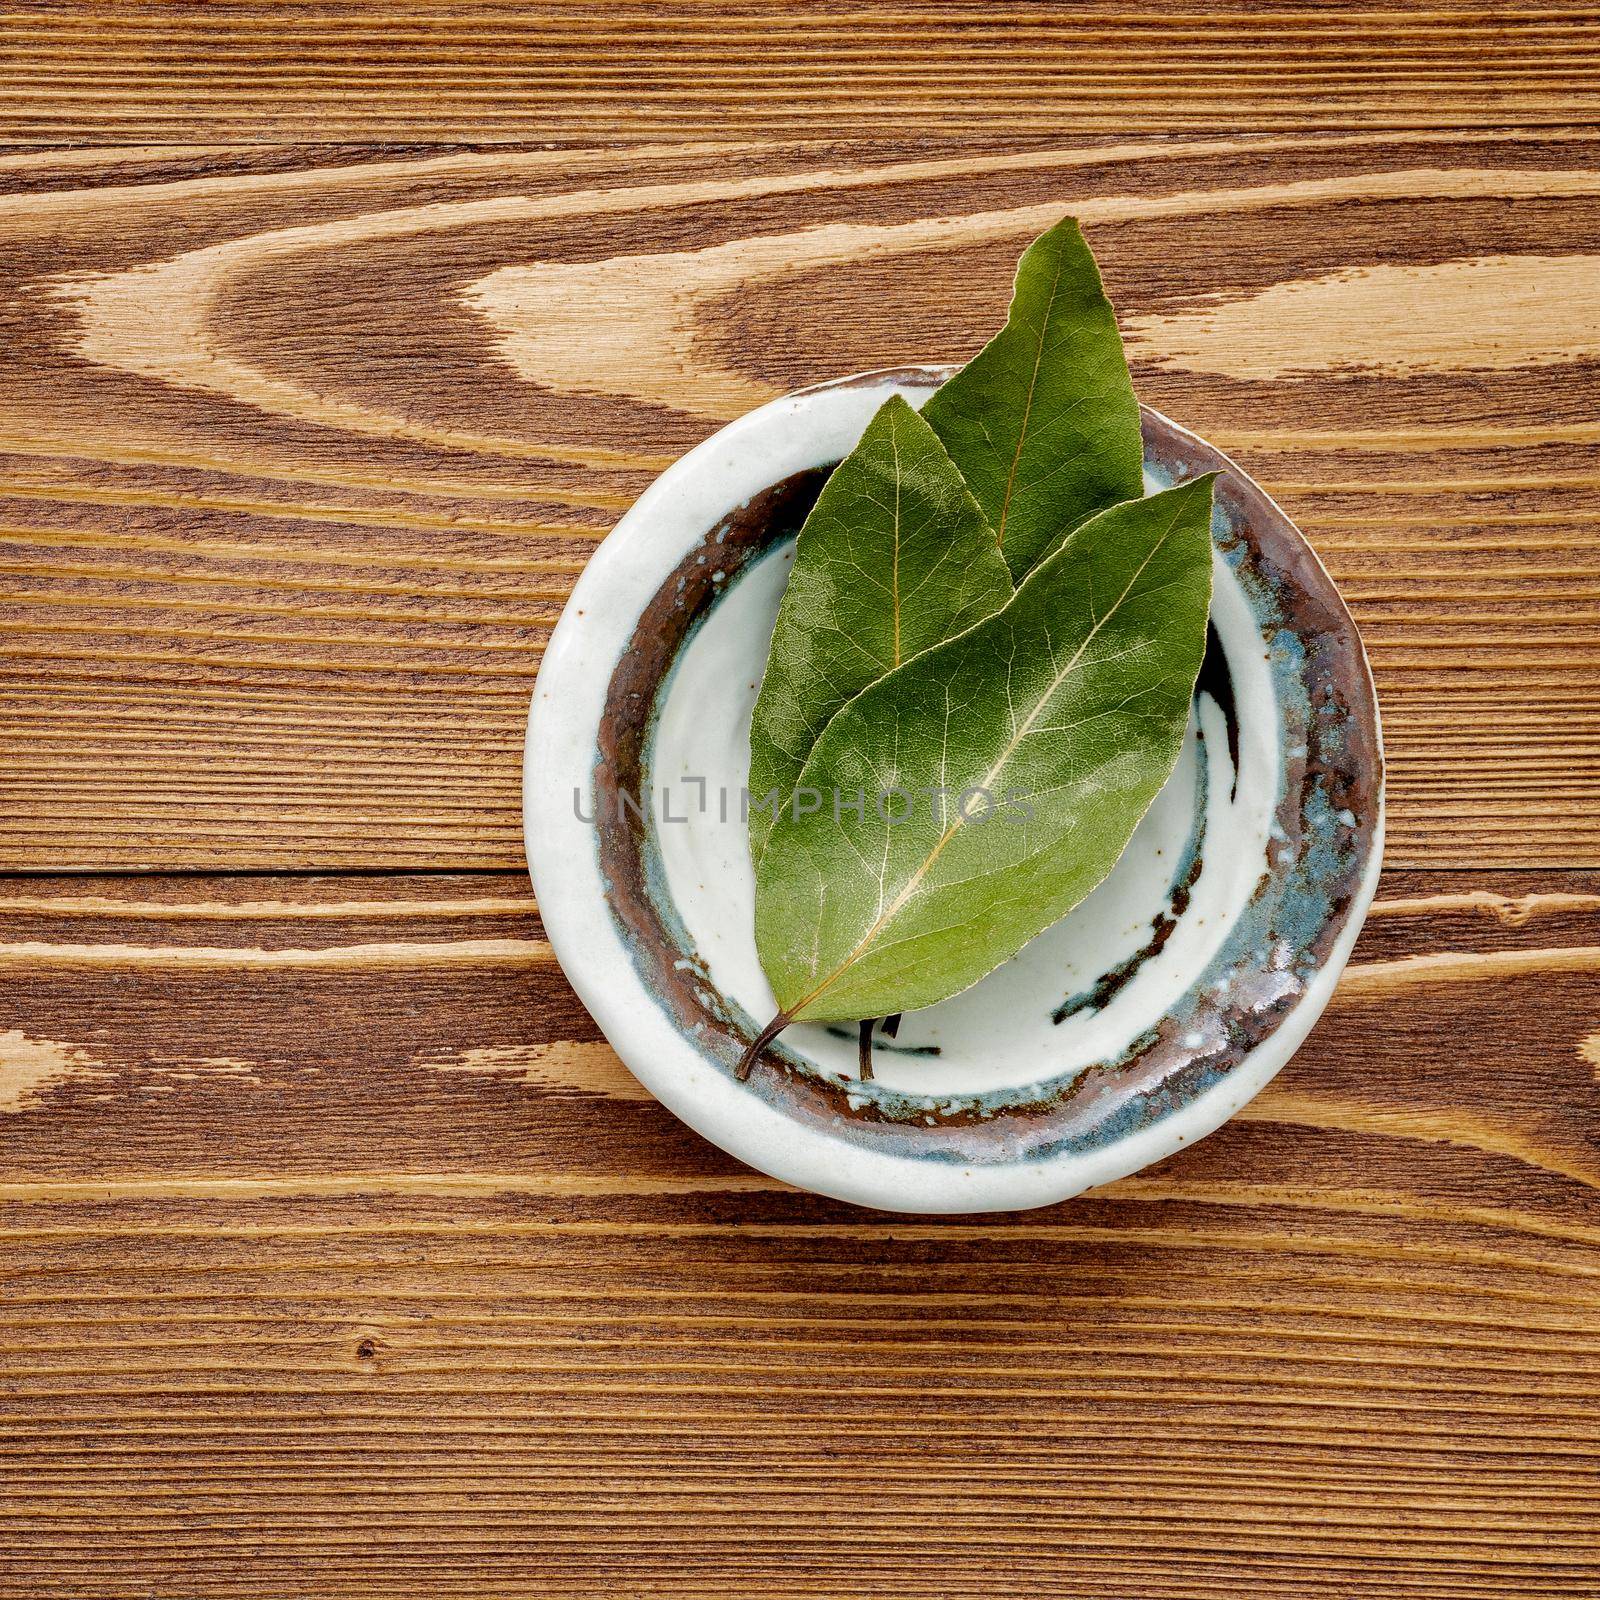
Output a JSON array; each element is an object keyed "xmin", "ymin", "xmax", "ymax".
[
  {"xmin": 995, "ymin": 255, "xmax": 1067, "ymax": 549},
  {"xmin": 890, "ymin": 426, "xmax": 903, "ymax": 667}
]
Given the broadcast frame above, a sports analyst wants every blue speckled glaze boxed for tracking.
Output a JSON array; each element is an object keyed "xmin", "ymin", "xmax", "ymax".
[{"xmin": 590, "ymin": 394, "xmax": 1382, "ymax": 1171}]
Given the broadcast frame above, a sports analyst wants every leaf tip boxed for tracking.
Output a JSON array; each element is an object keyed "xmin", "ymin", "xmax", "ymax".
[{"xmin": 874, "ymin": 390, "xmax": 918, "ymax": 425}]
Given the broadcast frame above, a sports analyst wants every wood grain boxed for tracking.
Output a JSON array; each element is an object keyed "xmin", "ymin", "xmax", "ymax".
[
  {"xmin": 4, "ymin": 19, "xmax": 1599, "ymax": 1592},
  {"xmin": 3, "ymin": 132, "xmax": 1600, "ymax": 869},
  {"xmin": 1, "ymin": 2, "xmax": 1598, "ymax": 142},
  {"xmin": 2, "ymin": 868, "xmax": 1598, "ymax": 1599}
]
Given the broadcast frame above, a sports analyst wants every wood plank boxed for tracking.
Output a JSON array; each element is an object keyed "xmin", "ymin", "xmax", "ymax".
[
  {"xmin": 2, "ymin": 132, "xmax": 1599, "ymax": 870},
  {"xmin": 1, "ymin": 867, "xmax": 1598, "ymax": 1598},
  {"xmin": 0, "ymin": 2, "xmax": 1598, "ymax": 143}
]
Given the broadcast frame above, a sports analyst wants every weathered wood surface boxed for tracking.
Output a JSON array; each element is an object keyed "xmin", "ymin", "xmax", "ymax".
[
  {"xmin": 3, "ymin": 131, "xmax": 1600, "ymax": 869},
  {"xmin": 1, "ymin": 2, "xmax": 1597, "ymax": 141},
  {"xmin": 3, "ymin": 869, "xmax": 1599, "ymax": 1598},
  {"xmin": 3, "ymin": 17, "xmax": 1600, "ymax": 1591}
]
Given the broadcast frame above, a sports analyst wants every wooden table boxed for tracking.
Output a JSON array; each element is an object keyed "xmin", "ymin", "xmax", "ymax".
[{"xmin": 3, "ymin": 6, "xmax": 1599, "ymax": 1596}]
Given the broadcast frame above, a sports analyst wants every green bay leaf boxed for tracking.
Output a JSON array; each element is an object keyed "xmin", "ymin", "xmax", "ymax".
[
  {"xmin": 921, "ymin": 216, "xmax": 1144, "ymax": 583},
  {"xmin": 748, "ymin": 475, "xmax": 1215, "ymax": 1035},
  {"xmin": 747, "ymin": 393, "xmax": 1012, "ymax": 866}
]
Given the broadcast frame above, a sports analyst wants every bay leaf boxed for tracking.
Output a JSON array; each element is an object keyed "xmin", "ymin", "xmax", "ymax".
[
  {"xmin": 742, "ymin": 475, "xmax": 1215, "ymax": 1060},
  {"xmin": 747, "ymin": 393, "xmax": 1012, "ymax": 866},
  {"xmin": 921, "ymin": 216, "xmax": 1144, "ymax": 583}
]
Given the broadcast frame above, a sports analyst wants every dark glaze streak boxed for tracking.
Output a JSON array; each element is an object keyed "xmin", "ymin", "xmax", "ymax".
[
  {"xmin": 825, "ymin": 1023, "xmax": 940, "ymax": 1059},
  {"xmin": 1052, "ymin": 846, "xmax": 1205, "ymax": 1026},
  {"xmin": 1195, "ymin": 621, "xmax": 1239, "ymax": 801},
  {"xmin": 1050, "ymin": 625, "xmax": 1229, "ymax": 1027}
]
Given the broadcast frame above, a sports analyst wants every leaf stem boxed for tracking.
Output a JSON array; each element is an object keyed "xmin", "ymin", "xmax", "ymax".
[
  {"xmin": 857, "ymin": 1019, "xmax": 875, "ymax": 1082},
  {"xmin": 734, "ymin": 1011, "xmax": 792, "ymax": 1081}
]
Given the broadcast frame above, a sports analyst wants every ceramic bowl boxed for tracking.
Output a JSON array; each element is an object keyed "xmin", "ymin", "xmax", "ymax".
[{"xmin": 524, "ymin": 368, "xmax": 1383, "ymax": 1214}]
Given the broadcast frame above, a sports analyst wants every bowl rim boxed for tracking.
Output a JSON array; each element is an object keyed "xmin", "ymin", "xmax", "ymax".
[{"xmin": 524, "ymin": 368, "xmax": 1385, "ymax": 1213}]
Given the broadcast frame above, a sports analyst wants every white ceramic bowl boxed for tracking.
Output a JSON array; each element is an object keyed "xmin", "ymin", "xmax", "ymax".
[{"xmin": 525, "ymin": 369, "xmax": 1383, "ymax": 1213}]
